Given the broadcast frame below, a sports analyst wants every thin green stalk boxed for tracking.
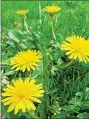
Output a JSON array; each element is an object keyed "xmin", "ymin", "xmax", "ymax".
[
  {"xmin": 24, "ymin": 15, "xmax": 29, "ymax": 32},
  {"xmin": 42, "ymin": 57, "xmax": 44, "ymax": 86},
  {"xmin": 39, "ymin": 1, "xmax": 42, "ymax": 25},
  {"xmin": 50, "ymin": 16, "xmax": 60, "ymax": 48},
  {"xmin": 51, "ymin": 23, "xmax": 57, "ymax": 41}
]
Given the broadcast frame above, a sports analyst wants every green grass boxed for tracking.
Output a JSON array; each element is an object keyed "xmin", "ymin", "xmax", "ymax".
[
  {"xmin": 2, "ymin": 1, "xmax": 89, "ymax": 119},
  {"xmin": 2, "ymin": 1, "xmax": 89, "ymax": 44},
  {"xmin": 2, "ymin": 1, "xmax": 89, "ymax": 35}
]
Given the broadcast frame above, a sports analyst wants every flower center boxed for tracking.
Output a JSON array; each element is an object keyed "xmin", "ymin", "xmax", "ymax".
[{"xmin": 18, "ymin": 94, "xmax": 25, "ymax": 99}]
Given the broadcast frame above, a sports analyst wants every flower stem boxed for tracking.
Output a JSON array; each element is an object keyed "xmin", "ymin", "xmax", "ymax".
[
  {"xmin": 24, "ymin": 15, "xmax": 29, "ymax": 32},
  {"xmin": 51, "ymin": 22, "xmax": 57, "ymax": 41},
  {"xmin": 39, "ymin": 1, "xmax": 42, "ymax": 25},
  {"xmin": 50, "ymin": 16, "xmax": 60, "ymax": 48}
]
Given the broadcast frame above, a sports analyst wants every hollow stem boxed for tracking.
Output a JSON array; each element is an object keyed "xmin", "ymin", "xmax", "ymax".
[
  {"xmin": 50, "ymin": 15, "xmax": 60, "ymax": 48},
  {"xmin": 39, "ymin": 1, "xmax": 42, "ymax": 25},
  {"xmin": 24, "ymin": 15, "xmax": 29, "ymax": 32},
  {"xmin": 51, "ymin": 21, "xmax": 57, "ymax": 41}
]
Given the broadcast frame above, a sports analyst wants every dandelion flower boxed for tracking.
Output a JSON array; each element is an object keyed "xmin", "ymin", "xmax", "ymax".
[
  {"xmin": 17, "ymin": 10, "xmax": 29, "ymax": 15},
  {"xmin": 2, "ymin": 78, "xmax": 45, "ymax": 114},
  {"xmin": 61, "ymin": 35, "xmax": 89, "ymax": 63},
  {"xmin": 43, "ymin": 5, "xmax": 61, "ymax": 13},
  {"xmin": 11, "ymin": 50, "xmax": 42, "ymax": 72}
]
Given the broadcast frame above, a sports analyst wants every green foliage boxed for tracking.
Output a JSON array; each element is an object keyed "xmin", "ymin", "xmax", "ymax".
[
  {"xmin": 1, "ymin": 1, "xmax": 89, "ymax": 119},
  {"xmin": 52, "ymin": 87, "xmax": 89, "ymax": 118}
]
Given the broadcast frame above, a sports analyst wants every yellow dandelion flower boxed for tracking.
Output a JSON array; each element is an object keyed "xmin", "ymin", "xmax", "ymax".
[
  {"xmin": 11, "ymin": 50, "xmax": 42, "ymax": 72},
  {"xmin": 17, "ymin": 10, "xmax": 29, "ymax": 15},
  {"xmin": 43, "ymin": 5, "xmax": 61, "ymax": 13},
  {"xmin": 61, "ymin": 35, "xmax": 89, "ymax": 63},
  {"xmin": 2, "ymin": 78, "xmax": 45, "ymax": 114}
]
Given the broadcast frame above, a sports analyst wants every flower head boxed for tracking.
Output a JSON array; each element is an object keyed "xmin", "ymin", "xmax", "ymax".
[
  {"xmin": 17, "ymin": 10, "xmax": 29, "ymax": 15},
  {"xmin": 11, "ymin": 50, "xmax": 42, "ymax": 72},
  {"xmin": 13, "ymin": 21, "xmax": 17, "ymax": 26},
  {"xmin": 43, "ymin": 5, "xmax": 61, "ymax": 13},
  {"xmin": 61, "ymin": 35, "xmax": 89, "ymax": 63},
  {"xmin": 2, "ymin": 78, "xmax": 45, "ymax": 114}
]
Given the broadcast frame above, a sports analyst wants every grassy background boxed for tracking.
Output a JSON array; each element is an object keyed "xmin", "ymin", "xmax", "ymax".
[
  {"xmin": 2, "ymin": 1, "xmax": 89, "ymax": 38},
  {"xmin": 2, "ymin": 1, "xmax": 89, "ymax": 119},
  {"xmin": 2, "ymin": 1, "xmax": 89, "ymax": 51}
]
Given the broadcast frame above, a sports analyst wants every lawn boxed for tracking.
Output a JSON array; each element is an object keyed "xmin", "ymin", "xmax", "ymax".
[{"xmin": 1, "ymin": 1, "xmax": 89, "ymax": 119}]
